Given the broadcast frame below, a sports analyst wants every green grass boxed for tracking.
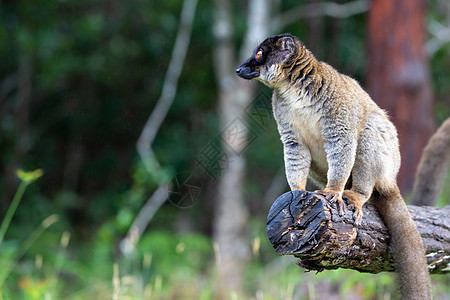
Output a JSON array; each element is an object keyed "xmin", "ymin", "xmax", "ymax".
[
  {"xmin": 0, "ymin": 169, "xmax": 448, "ymax": 299},
  {"xmin": 1, "ymin": 231, "xmax": 449, "ymax": 299}
]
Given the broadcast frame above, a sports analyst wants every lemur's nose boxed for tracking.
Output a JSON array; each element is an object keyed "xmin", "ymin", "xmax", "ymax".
[{"xmin": 236, "ymin": 67, "xmax": 243, "ymax": 75}]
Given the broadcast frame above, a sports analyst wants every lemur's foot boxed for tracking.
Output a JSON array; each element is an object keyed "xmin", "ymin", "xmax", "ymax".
[
  {"xmin": 343, "ymin": 190, "xmax": 366, "ymax": 226},
  {"xmin": 315, "ymin": 189, "xmax": 345, "ymax": 216},
  {"xmin": 347, "ymin": 203, "xmax": 363, "ymax": 225}
]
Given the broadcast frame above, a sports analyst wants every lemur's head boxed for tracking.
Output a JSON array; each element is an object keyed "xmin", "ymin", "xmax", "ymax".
[{"xmin": 236, "ymin": 34, "xmax": 303, "ymax": 87}]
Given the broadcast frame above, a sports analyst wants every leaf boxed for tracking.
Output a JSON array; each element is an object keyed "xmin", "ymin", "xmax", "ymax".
[{"xmin": 16, "ymin": 169, "xmax": 44, "ymax": 184}]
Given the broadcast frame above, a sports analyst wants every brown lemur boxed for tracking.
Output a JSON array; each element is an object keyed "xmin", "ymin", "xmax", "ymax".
[{"xmin": 236, "ymin": 34, "xmax": 431, "ymax": 299}]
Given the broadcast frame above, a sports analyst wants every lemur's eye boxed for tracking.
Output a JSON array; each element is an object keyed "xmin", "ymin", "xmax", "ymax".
[{"xmin": 256, "ymin": 49, "xmax": 263, "ymax": 59}]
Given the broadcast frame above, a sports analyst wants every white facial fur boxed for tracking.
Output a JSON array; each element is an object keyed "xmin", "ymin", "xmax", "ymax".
[{"xmin": 256, "ymin": 63, "xmax": 284, "ymax": 88}]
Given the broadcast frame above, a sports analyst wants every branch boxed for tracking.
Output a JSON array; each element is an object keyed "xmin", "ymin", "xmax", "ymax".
[
  {"xmin": 266, "ymin": 190, "xmax": 450, "ymax": 274},
  {"xmin": 137, "ymin": 0, "xmax": 198, "ymax": 172},
  {"xmin": 271, "ymin": 0, "xmax": 369, "ymax": 32},
  {"xmin": 119, "ymin": 185, "xmax": 169, "ymax": 254},
  {"xmin": 121, "ymin": 0, "xmax": 198, "ymax": 256}
]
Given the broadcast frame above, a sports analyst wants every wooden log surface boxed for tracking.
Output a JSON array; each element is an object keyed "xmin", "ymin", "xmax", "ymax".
[{"xmin": 266, "ymin": 190, "xmax": 450, "ymax": 274}]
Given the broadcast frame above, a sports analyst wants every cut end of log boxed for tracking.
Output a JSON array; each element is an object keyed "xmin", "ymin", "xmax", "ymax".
[
  {"xmin": 267, "ymin": 190, "xmax": 359, "ymax": 255},
  {"xmin": 266, "ymin": 190, "xmax": 450, "ymax": 274}
]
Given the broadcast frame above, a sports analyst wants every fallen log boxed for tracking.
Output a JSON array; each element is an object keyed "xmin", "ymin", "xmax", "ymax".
[{"xmin": 266, "ymin": 190, "xmax": 450, "ymax": 274}]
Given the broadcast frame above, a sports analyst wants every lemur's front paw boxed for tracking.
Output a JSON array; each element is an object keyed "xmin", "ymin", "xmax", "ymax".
[{"xmin": 314, "ymin": 189, "xmax": 345, "ymax": 216}]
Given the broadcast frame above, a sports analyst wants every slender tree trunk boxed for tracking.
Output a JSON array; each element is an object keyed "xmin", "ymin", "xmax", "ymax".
[
  {"xmin": 212, "ymin": 1, "xmax": 249, "ymax": 293},
  {"xmin": 326, "ymin": 0, "xmax": 342, "ymax": 67},
  {"xmin": 367, "ymin": 0, "xmax": 434, "ymax": 192},
  {"xmin": 212, "ymin": 0, "xmax": 270, "ymax": 295},
  {"xmin": 306, "ymin": 0, "xmax": 323, "ymax": 56}
]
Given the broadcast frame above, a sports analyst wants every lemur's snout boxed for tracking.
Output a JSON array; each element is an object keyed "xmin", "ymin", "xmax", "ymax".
[
  {"xmin": 236, "ymin": 65, "xmax": 259, "ymax": 80},
  {"xmin": 235, "ymin": 66, "xmax": 244, "ymax": 76}
]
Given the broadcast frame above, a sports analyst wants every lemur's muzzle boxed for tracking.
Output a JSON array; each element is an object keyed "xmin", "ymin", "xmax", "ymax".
[{"xmin": 236, "ymin": 66, "xmax": 259, "ymax": 80}]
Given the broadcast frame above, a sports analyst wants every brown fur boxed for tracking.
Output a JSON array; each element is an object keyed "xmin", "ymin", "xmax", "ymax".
[{"xmin": 412, "ymin": 117, "xmax": 450, "ymax": 206}]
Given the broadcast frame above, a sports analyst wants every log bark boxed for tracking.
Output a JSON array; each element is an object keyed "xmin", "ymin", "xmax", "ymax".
[{"xmin": 266, "ymin": 190, "xmax": 450, "ymax": 274}]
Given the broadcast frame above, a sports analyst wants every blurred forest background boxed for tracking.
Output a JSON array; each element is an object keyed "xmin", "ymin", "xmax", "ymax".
[{"xmin": 0, "ymin": 0, "xmax": 449, "ymax": 299}]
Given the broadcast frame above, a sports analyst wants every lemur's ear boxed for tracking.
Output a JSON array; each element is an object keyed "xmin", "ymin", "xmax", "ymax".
[
  {"xmin": 279, "ymin": 36, "xmax": 295, "ymax": 62},
  {"xmin": 280, "ymin": 36, "xmax": 295, "ymax": 51}
]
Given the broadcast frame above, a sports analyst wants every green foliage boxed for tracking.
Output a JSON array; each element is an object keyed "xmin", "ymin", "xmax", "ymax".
[
  {"xmin": 137, "ymin": 231, "xmax": 212, "ymax": 276},
  {"xmin": 0, "ymin": 169, "xmax": 44, "ymax": 247},
  {"xmin": 0, "ymin": 169, "xmax": 62, "ymax": 299}
]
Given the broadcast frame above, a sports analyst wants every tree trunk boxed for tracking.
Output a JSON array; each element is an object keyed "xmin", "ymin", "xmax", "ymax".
[
  {"xmin": 212, "ymin": 0, "xmax": 270, "ymax": 295},
  {"xmin": 367, "ymin": 0, "xmax": 434, "ymax": 192},
  {"xmin": 267, "ymin": 190, "xmax": 450, "ymax": 274},
  {"xmin": 306, "ymin": 0, "xmax": 323, "ymax": 56}
]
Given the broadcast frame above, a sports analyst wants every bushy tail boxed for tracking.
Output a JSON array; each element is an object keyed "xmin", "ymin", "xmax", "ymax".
[
  {"xmin": 372, "ymin": 187, "xmax": 432, "ymax": 300},
  {"xmin": 412, "ymin": 117, "xmax": 450, "ymax": 206}
]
